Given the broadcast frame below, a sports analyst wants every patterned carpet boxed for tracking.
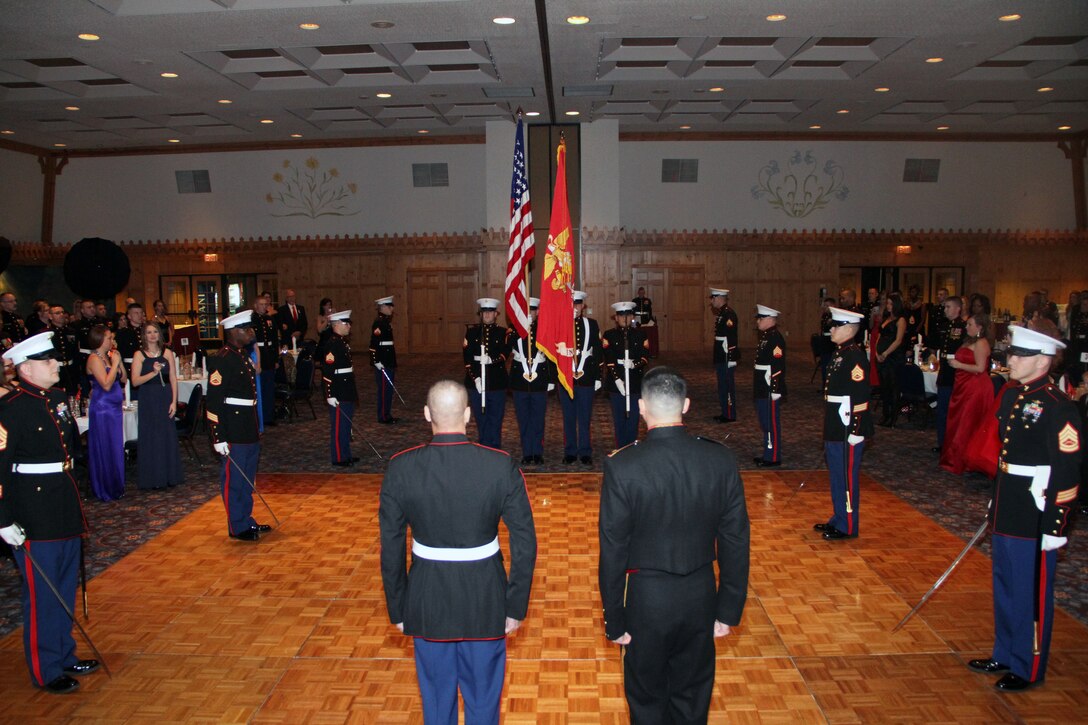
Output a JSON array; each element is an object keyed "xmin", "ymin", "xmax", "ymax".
[{"xmin": 2, "ymin": 350, "xmax": 1084, "ymax": 637}]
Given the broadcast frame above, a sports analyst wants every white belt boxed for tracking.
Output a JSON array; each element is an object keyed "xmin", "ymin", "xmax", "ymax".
[
  {"xmin": 57, "ymin": 360, "xmax": 69, "ymax": 367},
  {"xmin": 122, "ymin": 357, "xmax": 133, "ymax": 364},
  {"xmin": 333, "ymin": 366, "xmax": 353, "ymax": 374},
  {"xmin": 79, "ymin": 348, "xmax": 93, "ymax": 355},
  {"xmin": 255, "ymin": 342, "xmax": 267, "ymax": 347},
  {"xmin": 225, "ymin": 397, "xmax": 256, "ymax": 406},
  {"xmin": 754, "ymin": 363, "xmax": 771, "ymax": 387},
  {"xmin": 412, "ymin": 537, "xmax": 500, "ymax": 562},
  {"xmin": 755, "ymin": 364, "xmax": 771, "ymax": 370},
  {"xmin": 825, "ymin": 394, "xmax": 848, "ymax": 403},
  {"xmin": 513, "ymin": 351, "xmax": 544, "ymax": 364},
  {"xmin": 999, "ymin": 461, "xmax": 1051, "ymax": 511},
  {"xmin": 13, "ymin": 462, "xmax": 69, "ymax": 474},
  {"xmin": 945, "ymin": 353, "xmax": 956, "ymax": 360},
  {"xmin": 714, "ymin": 336, "xmax": 727, "ymax": 341},
  {"xmin": 473, "ymin": 355, "xmax": 491, "ymax": 362},
  {"xmin": 825, "ymin": 394, "xmax": 851, "ymax": 425},
  {"xmin": 379, "ymin": 341, "xmax": 394, "ymax": 346},
  {"xmin": 999, "ymin": 462, "xmax": 1040, "ymax": 477}
]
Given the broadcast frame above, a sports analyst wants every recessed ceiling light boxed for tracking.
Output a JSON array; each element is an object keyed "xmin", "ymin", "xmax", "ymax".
[
  {"xmin": 260, "ymin": 119, "xmax": 274, "ymax": 124},
  {"xmin": 936, "ymin": 125, "xmax": 950, "ymax": 131},
  {"xmin": 1037, "ymin": 86, "xmax": 1054, "ymax": 92},
  {"xmin": 299, "ymin": 22, "xmax": 320, "ymax": 30},
  {"xmin": 1, "ymin": 130, "xmax": 14, "ymax": 135},
  {"xmin": 417, "ymin": 129, "xmax": 429, "ymax": 134},
  {"xmin": 998, "ymin": 14, "xmax": 1021, "ymax": 22},
  {"xmin": 218, "ymin": 99, "xmax": 232, "ymax": 104},
  {"xmin": 836, "ymin": 109, "xmax": 850, "ymax": 114},
  {"xmin": 78, "ymin": 33, "xmax": 100, "ymax": 41},
  {"xmin": 493, "ymin": 17, "xmax": 516, "ymax": 25},
  {"xmin": 566, "ymin": 15, "xmax": 590, "ymax": 25},
  {"xmin": 709, "ymin": 86, "xmax": 724, "ymax": 93},
  {"xmin": 874, "ymin": 87, "xmax": 890, "ymax": 92},
  {"xmin": 167, "ymin": 139, "xmax": 180, "ymax": 143},
  {"xmin": 1058, "ymin": 125, "xmax": 1071, "ymax": 131},
  {"xmin": 766, "ymin": 14, "xmax": 787, "ymax": 22},
  {"xmin": 290, "ymin": 133, "xmax": 303, "ymax": 138},
  {"xmin": 54, "ymin": 143, "xmax": 66, "ymax": 147},
  {"xmin": 160, "ymin": 72, "xmax": 179, "ymax": 78},
  {"xmin": 565, "ymin": 110, "xmax": 580, "ymax": 116},
  {"xmin": 371, "ymin": 21, "xmax": 395, "ymax": 29},
  {"xmin": 679, "ymin": 125, "xmax": 691, "ymax": 130},
  {"xmin": 690, "ymin": 15, "xmax": 708, "ymax": 21},
  {"xmin": 926, "ymin": 57, "xmax": 944, "ymax": 63},
  {"xmin": 65, "ymin": 106, "xmax": 80, "ymax": 111},
  {"xmin": 376, "ymin": 92, "xmax": 392, "ymax": 99},
  {"xmin": 525, "ymin": 111, "xmax": 540, "ymax": 117},
  {"xmin": 809, "ymin": 124, "xmax": 822, "ymax": 130}
]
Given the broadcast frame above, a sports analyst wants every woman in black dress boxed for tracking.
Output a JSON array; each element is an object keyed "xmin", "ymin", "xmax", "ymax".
[
  {"xmin": 131, "ymin": 322, "xmax": 184, "ymax": 489},
  {"xmin": 875, "ymin": 292, "xmax": 908, "ymax": 426}
]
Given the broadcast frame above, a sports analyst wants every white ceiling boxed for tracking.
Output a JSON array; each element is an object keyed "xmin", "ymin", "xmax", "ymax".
[{"xmin": 0, "ymin": 0, "xmax": 1085, "ymax": 151}]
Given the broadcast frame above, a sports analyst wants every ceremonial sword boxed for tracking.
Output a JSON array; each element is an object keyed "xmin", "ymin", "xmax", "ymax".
[
  {"xmin": 380, "ymin": 367, "xmax": 407, "ymax": 405},
  {"xmin": 224, "ymin": 454, "xmax": 281, "ymax": 527},
  {"xmin": 335, "ymin": 404, "xmax": 383, "ymax": 460}
]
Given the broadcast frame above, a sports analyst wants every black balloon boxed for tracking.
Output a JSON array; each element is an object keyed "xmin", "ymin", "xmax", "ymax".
[
  {"xmin": 63, "ymin": 237, "xmax": 130, "ymax": 299},
  {"xmin": 0, "ymin": 237, "xmax": 11, "ymax": 276}
]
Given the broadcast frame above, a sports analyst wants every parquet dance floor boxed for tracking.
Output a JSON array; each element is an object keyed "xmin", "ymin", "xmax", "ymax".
[{"xmin": 2, "ymin": 470, "xmax": 1086, "ymax": 724}]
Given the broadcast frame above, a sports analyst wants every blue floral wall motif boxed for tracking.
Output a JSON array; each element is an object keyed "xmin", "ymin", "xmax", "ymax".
[
  {"xmin": 265, "ymin": 157, "xmax": 360, "ymax": 218},
  {"xmin": 751, "ymin": 150, "xmax": 849, "ymax": 219}
]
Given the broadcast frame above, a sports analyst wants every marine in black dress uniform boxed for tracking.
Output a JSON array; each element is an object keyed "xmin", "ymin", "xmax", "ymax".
[
  {"xmin": 710, "ymin": 288, "xmax": 739, "ymax": 422},
  {"xmin": 379, "ymin": 380, "xmax": 536, "ymax": 723},
  {"xmin": 205, "ymin": 311, "xmax": 268, "ymax": 542},
  {"xmin": 753, "ymin": 304, "xmax": 786, "ymax": 466},
  {"xmin": 463, "ymin": 297, "xmax": 511, "ymax": 449},
  {"xmin": 369, "ymin": 295, "xmax": 398, "ymax": 424},
  {"xmin": 509, "ymin": 298, "xmax": 552, "ymax": 465},
  {"xmin": 602, "ymin": 302, "xmax": 649, "ymax": 449},
  {"xmin": 251, "ymin": 297, "xmax": 279, "ymax": 428},
  {"xmin": 321, "ymin": 310, "xmax": 358, "ymax": 466},
  {"xmin": 967, "ymin": 326, "xmax": 1081, "ymax": 692},
  {"xmin": 49, "ymin": 307, "xmax": 80, "ymax": 397},
  {"xmin": 0, "ymin": 292, "xmax": 28, "ymax": 350},
  {"xmin": 114, "ymin": 304, "xmax": 145, "ymax": 401},
  {"xmin": 0, "ymin": 333, "xmax": 99, "ymax": 694},
  {"xmin": 560, "ymin": 290, "xmax": 602, "ymax": 464},
  {"xmin": 632, "ymin": 287, "xmax": 654, "ymax": 326},
  {"xmin": 599, "ymin": 366, "xmax": 749, "ymax": 724},
  {"xmin": 936, "ymin": 296, "xmax": 968, "ymax": 450},
  {"xmin": 815, "ymin": 308, "xmax": 873, "ymax": 540}
]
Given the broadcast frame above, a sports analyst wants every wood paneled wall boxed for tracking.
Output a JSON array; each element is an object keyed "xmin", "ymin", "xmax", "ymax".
[{"xmin": 12, "ymin": 228, "xmax": 1085, "ymax": 353}]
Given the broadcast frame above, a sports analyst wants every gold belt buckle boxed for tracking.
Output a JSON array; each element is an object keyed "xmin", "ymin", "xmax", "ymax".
[
  {"xmin": 998, "ymin": 461, "xmax": 1008, "ymax": 473},
  {"xmin": 64, "ymin": 458, "xmax": 73, "ymax": 471}
]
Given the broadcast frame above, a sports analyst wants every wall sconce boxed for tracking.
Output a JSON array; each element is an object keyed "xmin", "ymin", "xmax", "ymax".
[
  {"xmin": 895, "ymin": 245, "xmax": 912, "ymax": 255},
  {"xmin": 204, "ymin": 253, "xmax": 218, "ymax": 263}
]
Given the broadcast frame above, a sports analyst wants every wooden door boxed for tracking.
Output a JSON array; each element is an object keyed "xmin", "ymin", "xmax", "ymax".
[
  {"xmin": 406, "ymin": 268, "xmax": 479, "ymax": 353},
  {"xmin": 632, "ymin": 266, "xmax": 706, "ymax": 353}
]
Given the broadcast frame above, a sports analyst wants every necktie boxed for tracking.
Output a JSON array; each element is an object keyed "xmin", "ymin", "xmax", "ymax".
[{"xmin": 291, "ymin": 305, "xmax": 297, "ymax": 321}]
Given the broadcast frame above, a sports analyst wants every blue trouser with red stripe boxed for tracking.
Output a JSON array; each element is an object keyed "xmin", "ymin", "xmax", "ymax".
[
  {"xmin": 13, "ymin": 537, "xmax": 80, "ymax": 687},
  {"xmin": 755, "ymin": 397, "xmax": 781, "ymax": 463},
  {"xmin": 374, "ymin": 367, "xmax": 395, "ymax": 422},
  {"xmin": 992, "ymin": 534, "xmax": 1056, "ymax": 683},
  {"xmin": 715, "ymin": 362, "xmax": 736, "ymax": 420},
  {"xmin": 413, "ymin": 637, "xmax": 506, "ymax": 725},
  {"xmin": 329, "ymin": 401, "xmax": 354, "ymax": 463},
  {"xmin": 221, "ymin": 442, "xmax": 259, "ymax": 535},
  {"xmin": 609, "ymin": 391, "xmax": 641, "ymax": 449},
  {"xmin": 512, "ymin": 390, "xmax": 546, "ymax": 458},
  {"xmin": 825, "ymin": 440, "xmax": 863, "ymax": 536},
  {"xmin": 559, "ymin": 385, "xmax": 594, "ymax": 457},
  {"xmin": 469, "ymin": 390, "xmax": 506, "ymax": 449}
]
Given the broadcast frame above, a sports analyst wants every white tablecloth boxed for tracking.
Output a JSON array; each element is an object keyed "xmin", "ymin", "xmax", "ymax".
[
  {"xmin": 76, "ymin": 404, "xmax": 139, "ymax": 443},
  {"xmin": 178, "ymin": 376, "xmax": 207, "ymax": 402},
  {"xmin": 922, "ymin": 369, "xmax": 938, "ymax": 395}
]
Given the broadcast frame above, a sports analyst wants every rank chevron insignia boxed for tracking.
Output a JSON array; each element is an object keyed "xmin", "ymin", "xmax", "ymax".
[{"xmin": 1058, "ymin": 422, "xmax": 1080, "ymax": 453}]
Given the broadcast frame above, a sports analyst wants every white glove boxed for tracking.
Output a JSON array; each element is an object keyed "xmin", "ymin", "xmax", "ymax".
[
  {"xmin": 374, "ymin": 362, "xmax": 384, "ymax": 371},
  {"xmin": 615, "ymin": 380, "xmax": 627, "ymax": 396},
  {"xmin": 327, "ymin": 397, "xmax": 339, "ymax": 407},
  {"xmin": 547, "ymin": 383, "xmax": 555, "ymax": 392},
  {"xmin": 721, "ymin": 340, "xmax": 728, "ymax": 353},
  {"xmin": 480, "ymin": 354, "xmax": 493, "ymax": 365},
  {"xmin": 0, "ymin": 523, "xmax": 26, "ymax": 547},
  {"xmin": 727, "ymin": 361, "xmax": 737, "ymax": 369},
  {"xmin": 213, "ymin": 442, "xmax": 230, "ymax": 456},
  {"xmin": 771, "ymin": 393, "xmax": 782, "ymax": 401},
  {"xmin": 620, "ymin": 359, "xmax": 636, "ymax": 370},
  {"xmin": 847, "ymin": 434, "xmax": 864, "ymax": 446},
  {"xmin": 594, "ymin": 380, "xmax": 602, "ymax": 391},
  {"xmin": 1041, "ymin": 535, "xmax": 1067, "ymax": 551},
  {"xmin": 1028, "ymin": 468, "xmax": 1050, "ymax": 512},
  {"xmin": 475, "ymin": 378, "xmax": 484, "ymax": 394}
]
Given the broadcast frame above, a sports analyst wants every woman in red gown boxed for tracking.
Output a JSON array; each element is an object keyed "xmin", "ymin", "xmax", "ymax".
[{"xmin": 940, "ymin": 313, "xmax": 994, "ymax": 474}]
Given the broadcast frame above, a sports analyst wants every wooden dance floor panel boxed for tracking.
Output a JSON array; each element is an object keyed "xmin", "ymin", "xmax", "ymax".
[{"xmin": 2, "ymin": 471, "xmax": 1087, "ymax": 723}]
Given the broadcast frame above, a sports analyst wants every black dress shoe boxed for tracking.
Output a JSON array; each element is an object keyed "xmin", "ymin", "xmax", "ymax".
[
  {"xmin": 754, "ymin": 460, "xmax": 782, "ymax": 468},
  {"xmin": 931, "ymin": 446, "xmax": 942, "ymax": 453},
  {"xmin": 521, "ymin": 456, "xmax": 533, "ymax": 465},
  {"xmin": 813, "ymin": 523, "xmax": 830, "ymax": 532},
  {"xmin": 712, "ymin": 415, "xmax": 735, "ymax": 423},
  {"xmin": 332, "ymin": 460, "xmax": 354, "ymax": 468},
  {"xmin": 877, "ymin": 418, "xmax": 893, "ymax": 427},
  {"xmin": 63, "ymin": 659, "xmax": 100, "ymax": 677},
  {"xmin": 44, "ymin": 675, "xmax": 80, "ymax": 694},
  {"xmin": 379, "ymin": 417, "xmax": 399, "ymax": 425},
  {"xmin": 580, "ymin": 456, "xmax": 593, "ymax": 465},
  {"xmin": 822, "ymin": 527, "xmax": 856, "ymax": 540},
  {"xmin": 563, "ymin": 455, "xmax": 576, "ymax": 464},
  {"xmin": 995, "ymin": 673, "xmax": 1038, "ymax": 691},
  {"xmin": 533, "ymin": 455, "xmax": 544, "ymax": 465},
  {"xmin": 350, "ymin": 457, "xmax": 360, "ymax": 463},
  {"xmin": 230, "ymin": 530, "xmax": 260, "ymax": 542},
  {"xmin": 251, "ymin": 523, "xmax": 273, "ymax": 533},
  {"xmin": 967, "ymin": 658, "xmax": 1010, "ymax": 675}
]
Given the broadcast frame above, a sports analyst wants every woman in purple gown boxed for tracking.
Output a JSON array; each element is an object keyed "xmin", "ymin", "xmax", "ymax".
[{"xmin": 86, "ymin": 324, "xmax": 126, "ymax": 501}]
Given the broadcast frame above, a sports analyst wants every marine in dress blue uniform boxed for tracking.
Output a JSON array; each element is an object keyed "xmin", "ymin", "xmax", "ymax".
[
  {"xmin": 710, "ymin": 288, "xmax": 739, "ymax": 423},
  {"xmin": 369, "ymin": 295, "xmax": 398, "ymax": 424},
  {"xmin": 380, "ymin": 380, "xmax": 536, "ymax": 724},
  {"xmin": 321, "ymin": 310, "xmax": 358, "ymax": 467},
  {"xmin": 753, "ymin": 304, "xmax": 786, "ymax": 466},
  {"xmin": 936, "ymin": 296, "xmax": 968, "ymax": 450},
  {"xmin": 967, "ymin": 327, "xmax": 1081, "ymax": 692},
  {"xmin": 602, "ymin": 302, "xmax": 649, "ymax": 449},
  {"xmin": 0, "ymin": 333, "xmax": 99, "ymax": 694},
  {"xmin": 509, "ymin": 297, "xmax": 552, "ymax": 465},
  {"xmin": 205, "ymin": 311, "xmax": 269, "ymax": 542},
  {"xmin": 463, "ymin": 298, "xmax": 511, "ymax": 449},
  {"xmin": 560, "ymin": 290, "xmax": 602, "ymax": 464},
  {"xmin": 599, "ymin": 367, "xmax": 749, "ymax": 724},
  {"xmin": 251, "ymin": 296, "xmax": 279, "ymax": 427},
  {"xmin": 49, "ymin": 306, "xmax": 80, "ymax": 397},
  {"xmin": 814, "ymin": 308, "xmax": 873, "ymax": 540}
]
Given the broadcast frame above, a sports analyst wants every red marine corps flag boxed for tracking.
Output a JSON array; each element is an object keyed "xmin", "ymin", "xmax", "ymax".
[
  {"xmin": 504, "ymin": 113, "xmax": 534, "ymax": 339},
  {"xmin": 535, "ymin": 136, "xmax": 576, "ymax": 396}
]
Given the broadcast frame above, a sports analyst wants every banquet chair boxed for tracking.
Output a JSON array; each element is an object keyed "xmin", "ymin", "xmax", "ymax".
[
  {"xmin": 175, "ymin": 385, "xmax": 206, "ymax": 468},
  {"xmin": 276, "ymin": 357, "xmax": 317, "ymax": 421},
  {"xmin": 895, "ymin": 363, "xmax": 934, "ymax": 429}
]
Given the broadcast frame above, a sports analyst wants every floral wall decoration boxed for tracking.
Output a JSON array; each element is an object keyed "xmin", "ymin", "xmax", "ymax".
[
  {"xmin": 751, "ymin": 150, "xmax": 849, "ymax": 219},
  {"xmin": 265, "ymin": 157, "xmax": 360, "ymax": 218}
]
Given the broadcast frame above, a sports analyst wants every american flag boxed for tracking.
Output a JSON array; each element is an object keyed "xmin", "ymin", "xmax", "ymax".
[{"xmin": 504, "ymin": 116, "xmax": 534, "ymax": 339}]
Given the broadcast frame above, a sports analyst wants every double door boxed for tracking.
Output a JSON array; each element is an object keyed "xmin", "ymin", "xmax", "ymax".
[
  {"xmin": 406, "ymin": 268, "xmax": 480, "ymax": 353},
  {"xmin": 631, "ymin": 266, "xmax": 705, "ymax": 352}
]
